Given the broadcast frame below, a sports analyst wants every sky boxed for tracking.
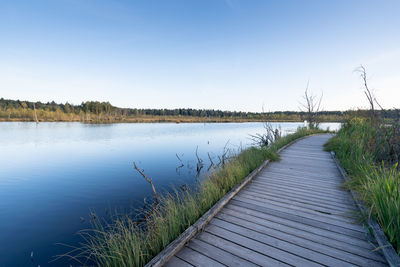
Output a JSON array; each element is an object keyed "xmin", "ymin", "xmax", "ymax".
[{"xmin": 0, "ymin": 0, "xmax": 399, "ymax": 112}]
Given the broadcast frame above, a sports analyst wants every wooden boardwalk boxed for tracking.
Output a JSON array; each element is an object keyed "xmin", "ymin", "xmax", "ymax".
[{"xmin": 164, "ymin": 134, "xmax": 388, "ymax": 266}]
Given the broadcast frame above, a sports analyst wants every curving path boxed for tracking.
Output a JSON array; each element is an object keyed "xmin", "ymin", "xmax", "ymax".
[{"xmin": 164, "ymin": 134, "xmax": 387, "ymax": 267}]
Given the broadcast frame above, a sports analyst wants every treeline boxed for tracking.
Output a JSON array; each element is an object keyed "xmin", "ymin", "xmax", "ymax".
[{"xmin": 0, "ymin": 97, "xmax": 376, "ymax": 123}]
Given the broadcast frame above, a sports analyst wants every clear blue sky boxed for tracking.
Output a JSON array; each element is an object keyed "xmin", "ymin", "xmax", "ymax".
[{"xmin": 1, "ymin": 0, "xmax": 399, "ymax": 112}]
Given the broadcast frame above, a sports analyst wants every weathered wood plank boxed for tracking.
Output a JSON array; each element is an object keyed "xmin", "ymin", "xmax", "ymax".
[
  {"xmin": 243, "ymin": 187, "xmax": 356, "ymax": 213},
  {"xmin": 253, "ymin": 178, "xmax": 352, "ymax": 196},
  {"xmin": 236, "ymin": 192, "xmax": 358, "ymax": 225},
  {"xmin": 175, "ymin": 247, "xmax": 225, "ymax": 267},
  {"xmin": 230, "ymin": 199, "xmax": 367, "ymax": 239},
  {"xmin": 163, "ymin": 256, "xmax": 193, "ymax": 267},
  {"xmin": 248, "ymin": 182, "xmax": 355, "ymax": 204},
  {"xmin": 233, "ymin": 196, "xmax": 365, "ymax": 232},
  {"xmin": 218, "ymin": 209, "xmax": 385, "ymax": 262},
  {"xmin": 258, "ymin": 172, "xmax": 344, "ymax": 186},
  {"xmin": 257, "ymin": 173, "xmax": 343, "ymax": 187},
  {"xmin": 245, "ymin": 186, "xmax": 357, "ymax": 211},
  {"xmin": 239, "ymin": 190, "xmax": 357, "ymax": 216},
  {"xmin": 211, "ymin": 218, "xmax": 386, "ymax": 266},
  {"xmin": 197, "ymin": 231, "xmax": 289, "ymax": 266},
  {"xmin": 225, "ymin": 204, "xmax": 377, "ymax": 249},
  {"xmin": 260, "ymin": 170, "xmax": 344, "ymax": 183},
  {"xmin": 215, "ymin": 214, "xmax": 386, "ymax": 265},
  {"xmin": 187, "ymin": 238, "xmax": 258, "ymax": 267},
  {"xmin": 266, "ymin": 166, "xmax": 342, "ymax": 178},
  {"xmin": 205, "ymin": 224, "xmax": 324, "ymax": 266}
]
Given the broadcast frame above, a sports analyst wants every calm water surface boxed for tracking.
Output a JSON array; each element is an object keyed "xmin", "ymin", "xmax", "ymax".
[{"xmin": 0, "ymin": 122, "xmax": 340, "ymax": 266}]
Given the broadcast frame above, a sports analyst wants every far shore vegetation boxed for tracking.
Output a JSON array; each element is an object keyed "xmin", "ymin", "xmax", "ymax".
[
  {"xmin": 0, "ymin": 97, "xmax": 354, "ymax": 123},
  {"xmin": 62, "ymin": 127, "xmax": 329, "ymax": 266}
]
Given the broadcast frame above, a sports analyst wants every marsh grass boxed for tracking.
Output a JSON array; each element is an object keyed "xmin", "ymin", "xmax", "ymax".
[
  {"xmin": 67, "ymin": 127, "xmax": 326, "ymax": 266},
  {"xmin": 324, "ymin": 118, "xmax": 400, "ymax": 255}
]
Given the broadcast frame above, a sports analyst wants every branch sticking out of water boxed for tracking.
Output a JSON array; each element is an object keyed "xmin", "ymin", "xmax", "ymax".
[
  {"xmin": 207, "ymin": 152, "xmax": 214, "ymax": 171},
  {"xmin": 176, "ymin": 153, "xmax": 184, "ymax": 173},
  {"xmin": 133, "ymin": 162, "xmax": 159, "ymax": 204},
  {"xmin": 195, "ymin": 146, "xmax": 204, "ymax": 177}
]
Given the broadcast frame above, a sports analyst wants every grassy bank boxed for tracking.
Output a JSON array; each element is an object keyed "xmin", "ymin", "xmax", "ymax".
[
  {"xmin": 324, "ymin": 118, "xmax": 399, "ymax": 255},
  {"xmin": 71, "ymin": 127, "xmax": 327, "ymax": 266}
]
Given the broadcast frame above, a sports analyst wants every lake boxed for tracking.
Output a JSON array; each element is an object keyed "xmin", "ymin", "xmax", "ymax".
[{"xmin": 0, "ymin": 122, "xmax": 340, "ymax": 266}]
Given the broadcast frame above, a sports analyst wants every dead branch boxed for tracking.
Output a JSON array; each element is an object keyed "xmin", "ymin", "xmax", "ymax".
[
  {"xmin": 355, "ymin": 65, "xmax": 375, "ymax": 115},
  {"xmin": 175, "ymin": 153, "xmax": 184, "ymax": 173},
  {"xmin": 133, "ymin": 162, "xmax": 159, "ymax": 204},
  {"xmin": 249, "ymin": 122, "xmax": 281, "ymax": 147},
  {"xmin": 207, "ymin": 152, "xmax": 214, "ymax": 171}
]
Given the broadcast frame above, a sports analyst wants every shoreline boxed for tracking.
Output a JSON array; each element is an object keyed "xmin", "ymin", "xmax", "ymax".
[{"xmin": 0, "ymin": 118, "xmax": 343, "ymax": 124}]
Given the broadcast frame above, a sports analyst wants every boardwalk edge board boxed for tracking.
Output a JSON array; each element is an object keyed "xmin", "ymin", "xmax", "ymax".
[
  {"xmin": 145, "ymin": 134, "xmax": 317, "ymax": 267},
  {"xmin": 330, "ymin": 151, "xmax": 400, "ymax": 267}
]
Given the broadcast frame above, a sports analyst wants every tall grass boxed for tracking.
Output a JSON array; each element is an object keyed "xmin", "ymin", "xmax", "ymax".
[
  {"xmin": 70, "ymin": 127, "xmax": 326, "ymax": 266},
  {"xmin": 324, "ymin": 118, "xmax": 400, "ymax": 255}
]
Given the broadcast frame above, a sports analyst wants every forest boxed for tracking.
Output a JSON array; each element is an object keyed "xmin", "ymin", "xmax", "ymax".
[{"xmin": 0, "ymin": 98, "xmax": 350, "ymax": 123}]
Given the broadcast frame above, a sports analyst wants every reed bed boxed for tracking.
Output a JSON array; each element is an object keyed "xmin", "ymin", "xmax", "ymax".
[
  {"xmin": 324, "ymin": 118, "xmax": 400, "ymax": 255},
  {"xmin": 69, "ymin": 127, "xmax": 326, "ymax": 266}
]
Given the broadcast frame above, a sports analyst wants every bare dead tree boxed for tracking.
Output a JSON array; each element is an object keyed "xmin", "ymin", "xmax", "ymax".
[
  {"xmin": 355, "ymin": 65, "xmax": 385, "ymax": 119},
  {"xmin": 299, "ymin": 81, "xmax": 323, "ymax": 129}
]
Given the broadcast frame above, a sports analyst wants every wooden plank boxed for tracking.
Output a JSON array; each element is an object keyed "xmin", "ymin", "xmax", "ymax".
[
  {"xmin": 196, "ymin": 231, "xmax": 289, "ymax": 266},
  {"xmin": 175, "ymin": 247, "xmax": 225, "ymax": 267},
  {"xmin": 164, "ymin": 256, "xmax": 193, "ymax": 267},
  {"xmin": 246, "ymin": 183, "xmax": 357, "ymax": 209},
  {"xmin": 250, "ymin": 180, "xmax": 354, "ymax": 203},
  {"xmin": 211, "ymin": 218, "xmax": 385, "ymax": 266},
  {"xmin": 239, "ymin": 190, "xmax": 357, "ymax": 216},
  {"xmin": 260, "ymin": 170, "xmax": 344, "ymax": 183},
  {"xmin": 248, "ymin": 181, "xmax": 355, "ymax": 204},
  {"xmin": 215, "ymin": 213, "xmax": 386, "ymax": 265},
  {"xmin": 258, "ymin": 172, "xmax": 344, "ymax": 186},
  {"xmin": 230, "ymin": 199, "xmax": 367, "ymax": 239},
  {"xmin": 236, "ymin": 192, "xmax": 357, "ymax": 224},
  {"xmin": 234, "ymin": 196, "xmax": 365, "ymax": 231},
  {"xmin": 260, "ymin": 171, "xmax": 344, "ymax": 185},
  {"xmin": 225, "ymin": 204, "xmax": 376, "ymax": 249},
  {"xmin": 277, "ymin": 161, "xmax": 339, "ymax": 171},
  {"xmin": 205, "ymin": 224, "xmax": 324, "ymax": 267},
  {"xmin": 245, "ymin": 186, "xmax": 356, "ymax": 211},
  {"xmin": 243, "ymin": 187, "xmax": 356, "ymax": 213},
  {"xmin": 218, "ymin": 209, "xmax": 385, "ymax": 262},
  {"xmin": 187, "ymin": 238, "xmax": 258, "ymax": 267},
  {"xmin": 280, "ymin": 152, "xmax": 333, "ymax": 159},
  {"xmin": 258, "ymin": 170, "xmax": 344, "ymax": 185},
  {"xmin": 253, "ymin": 177, "xmax": 352, "ymax": 196},
  {"xmin": 265, "ymin": 166, "xmax": 342, "ymax": 178}
]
